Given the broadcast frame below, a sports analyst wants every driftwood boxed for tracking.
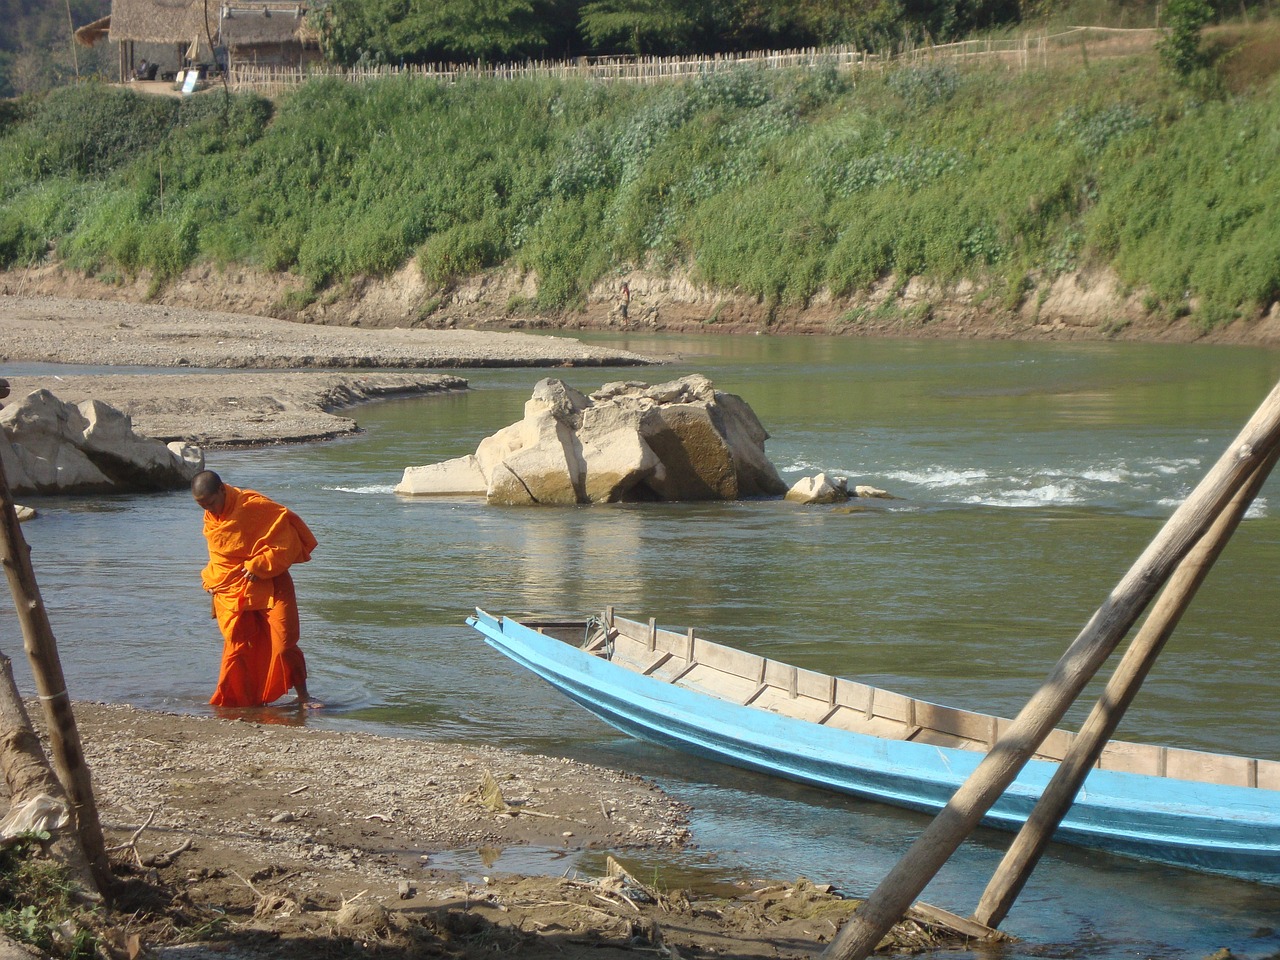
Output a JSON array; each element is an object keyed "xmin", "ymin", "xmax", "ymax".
[
  {"xmin": 0, "ymin": 451, "xmax": 112, "ymax": 893},
  {"xmin": 0, "ymin": 656, "xmax": 100, "ymax": 901},
  {"xmin": 823, "ymin": 377, "xmax": 1280, "ymax": 960}
]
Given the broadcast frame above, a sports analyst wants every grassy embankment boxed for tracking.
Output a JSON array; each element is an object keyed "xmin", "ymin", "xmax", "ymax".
[{"xmin": 1, "ymin": 28, "xmax": 1279, "ymax": 331}]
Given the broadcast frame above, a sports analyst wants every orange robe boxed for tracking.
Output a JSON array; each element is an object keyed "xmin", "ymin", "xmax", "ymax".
[{"xmin": 200, "ymin": 485, "xmax": 318, "ymax": 707}]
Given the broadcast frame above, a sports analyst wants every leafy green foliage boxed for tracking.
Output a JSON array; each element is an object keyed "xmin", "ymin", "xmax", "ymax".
[
  {"xmin": 579, "ymin": 0, "xmax": 703, "ymax": 54},
  {"xmin": 1, "ymin": 52, "xmax": 1278, "ymax": 329},
  {"xmin": 315, "ymin": 0, "xmax": 552, "ymax": 64},
  {"xmin": 886, "ymin": 64, "xmax": 959, "ymax": 108},
  {"xmin": 2, "ymin": 85, "xmax": 176, "ymax": 181},
  {"xmin": 0, "ymin": 834, "xmax": 99, "ymax": 959},
  {"xmin": 1158, "ymin": 0, "xmax": 1214, "ymax": 78}
]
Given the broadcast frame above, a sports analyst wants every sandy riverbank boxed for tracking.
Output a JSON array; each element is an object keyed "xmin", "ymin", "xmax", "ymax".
[
  {"xmin": 0, "ymin": 295, "xmax": 658, "ymax": 447},
  {"xmin": 7, "ymin": 701, "xmax": 966, "ymax": 959}
]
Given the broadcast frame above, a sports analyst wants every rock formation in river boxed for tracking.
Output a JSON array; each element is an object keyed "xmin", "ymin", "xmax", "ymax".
[
  {"xmin": 396, "ymin": 374, "xmax": 787, "ymax": 505},
  {"xmin": 0, "ymin": 389, "xmax": 205, "ymax": 496},
  {"xmin": 785, "ymin": 472, "xmax": 850, "ymax": 504},
  {"xmin": 784, "ymin": 473, "xmax": 897, "ymax": 504}
]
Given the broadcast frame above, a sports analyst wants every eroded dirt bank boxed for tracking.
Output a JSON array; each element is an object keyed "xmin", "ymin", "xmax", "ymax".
[{"xmin": 6, "ymin": 261, "xmax": 1280, "ymax": 346}]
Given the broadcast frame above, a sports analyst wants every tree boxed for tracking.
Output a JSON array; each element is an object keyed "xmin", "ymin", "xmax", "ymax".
[
  {"xmin": 393, "ymin": 0, "xmax": 548, "ymax": 61},
  {"xmin": 1157, "ymin": 0, "xmax": 1213, "ymax": 78},
  {"xmin": 0, "ymin": 0, "xmax": 113, "ymax": 96},
  {"xmin": 578, "ymin": 0, "xmax": 703, "ymax": 54},
  {"xmin": 315, "ymin": 0, "xmax": 551, "ymax": 64}
]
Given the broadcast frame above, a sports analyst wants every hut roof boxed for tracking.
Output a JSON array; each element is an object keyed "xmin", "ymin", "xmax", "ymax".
[
  {"xmin": 108, "ymin": 0, "xmax": 216, "ymax": 44},
  {"xmin": 75, "ymin": 14, "xmax": 112, "ymax": 47},
  {"xmin": 220, "ymin": 4, "xmax": 308, "ymax": 46}
]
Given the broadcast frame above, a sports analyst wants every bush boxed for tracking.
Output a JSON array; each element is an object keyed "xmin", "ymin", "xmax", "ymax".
[
  {"xmin": 886, "ymin": 64, "xmax": 960, "ymax": 109},
  {"xmin": 418, "ymin": 216, "xmax": 507, "ymax": 284},
  {"xmin": 7, "ymin": 85, "xmax": 176, "ymax": 179},
  {"xmin": 0, "ymin": 55, "xmax": 1276, "ymax": 327},
  {"xmin": 1158, "ymin": 0, "xmax": 1214, "ymax": 78}
]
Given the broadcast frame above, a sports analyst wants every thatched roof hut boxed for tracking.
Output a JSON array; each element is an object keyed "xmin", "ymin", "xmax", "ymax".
[
  {"xmin": 74, "ymin": 15, "xmax": 113, "ymax": 47},
  {"xmin": 220, "ymin": 2, "xmax": 320, "ymax": 67},
  {"xmin": 107, "ymin": 0, "xmax": 216, "ymax": 46},
  {"xmin": 75, "ymin": 0, "xmax": 319, "ymax": 81}
]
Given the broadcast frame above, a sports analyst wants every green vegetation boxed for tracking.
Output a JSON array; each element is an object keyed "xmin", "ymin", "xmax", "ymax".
[
  {"xmin": 0, "ymin": 0, "xmax": 111, "ymax": 98},
  {"xmin": 0, "ymin": 834, "xmax": 99, "ymax": 958},
  {"xmin": 1159, "ymin": 0, "xmax": 1215, "ymax": 78},
  {"xmin": 308, "ymin": 0, "xmax": 1030, "ymax": 68},
  {"xmin": 1, "ymin": 42, "xmax": 1279, "ymax": 328}
]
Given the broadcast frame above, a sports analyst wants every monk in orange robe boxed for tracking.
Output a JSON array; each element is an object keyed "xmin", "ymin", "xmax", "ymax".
[{"xmin": 192, "ymin": 470, "xmax": 318, "ymax": 708}]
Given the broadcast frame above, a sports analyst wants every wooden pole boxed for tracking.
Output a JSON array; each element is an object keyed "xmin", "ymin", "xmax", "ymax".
[
  {"xmin": 822, "ymin": 379, "xmax": 1280, "ymax": 960},
  {"xmin": 973, "ymin": 446, "xmax": 1280, "ymax": 928},
  {"xmin": 0, "ymin": 655, "xmax": 101, "ymax": 901},
  {"xmin": 0, "ymin": 452, "xmax": 113, "ymax": 893}
]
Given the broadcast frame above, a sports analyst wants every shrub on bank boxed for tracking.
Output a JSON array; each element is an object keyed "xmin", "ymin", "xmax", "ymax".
[{"xmin": 0, "ymin": 51, "xmax": 1278, "ymax": 328}]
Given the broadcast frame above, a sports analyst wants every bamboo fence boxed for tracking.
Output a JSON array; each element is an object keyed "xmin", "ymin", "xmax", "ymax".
[{"xmin": 226, "ymin": 26, "xmax": 1160, "ymax": 97}]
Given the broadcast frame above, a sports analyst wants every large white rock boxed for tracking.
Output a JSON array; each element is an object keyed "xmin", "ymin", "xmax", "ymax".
[
  {"xmin": 0, "ymin": 389, "xmax": 205, "ymax": 495},
  {"xmin": 397, "ymin": 455, "xmax": 488, "ymax": 496},
  {"xmin": 396, "ymin": 374, "xmax": 786, "ymax": 504}
]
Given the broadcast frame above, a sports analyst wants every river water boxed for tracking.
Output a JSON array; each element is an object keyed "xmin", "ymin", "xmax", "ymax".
[{"xmin": 5, "ymin": 334, "xmax": 1280, "ymax": 957}]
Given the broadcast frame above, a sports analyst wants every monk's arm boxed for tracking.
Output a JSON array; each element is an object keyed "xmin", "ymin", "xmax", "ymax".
[{"xmin": 244, "ymin": 521, "xmax": 305, "ymax": 579}]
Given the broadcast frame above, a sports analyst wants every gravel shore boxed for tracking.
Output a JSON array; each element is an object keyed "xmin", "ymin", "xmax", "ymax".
[
  {"xmin": 0, "ymin": 295, "xmax": 656, "ymax": 369},
  {"xmin": 0, "ymin": 295, "xmax": 659, "ymax": 446}
]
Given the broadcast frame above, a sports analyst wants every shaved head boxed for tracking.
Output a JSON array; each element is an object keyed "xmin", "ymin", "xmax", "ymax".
[
  {"xmin": 192, "ymin": 470, "xmax": 227, "ymax": 514},
  {"xmin": 191, "ymin": 470, "xmax": 223, "ymax": 497}
]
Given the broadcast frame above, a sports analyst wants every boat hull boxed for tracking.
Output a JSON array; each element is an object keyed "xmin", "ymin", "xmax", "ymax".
[{"xmin": 469, "ymin": 610, "xmax": 1280, "ymax": 885}]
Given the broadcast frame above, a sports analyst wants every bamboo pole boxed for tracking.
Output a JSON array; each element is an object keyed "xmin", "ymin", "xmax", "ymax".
[
  {"xmin": 972, "ymin": 446, "xmax": 1280, "ymax": 928},
  {"xmin": 0, "ymin": 453, "xmax": 113, "ymax": 893},
  {"xmin": 822, "ymin": 378, "xmax": 1280, "ymax": 960}
]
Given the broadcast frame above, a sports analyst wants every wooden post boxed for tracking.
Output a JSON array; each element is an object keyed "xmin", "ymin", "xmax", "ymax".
[
  {"xmin": 821, "ymin": 378, "xmax": 1280, "ymax": 960},
  {"xmin": 0, "ymin": 453, "xmax": 113, "ymax": 893},
  {"xmin": 972, "ymin": 447, "xmax": 1280, "ymax": 928}
]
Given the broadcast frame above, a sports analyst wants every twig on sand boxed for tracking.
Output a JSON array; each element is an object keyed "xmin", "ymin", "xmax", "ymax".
[
  {"xmin": 232, "ymin": 870, "xmax": 264, "ymax": 898},
  {"xmin": 106, "ymin": 810, "xmax": 157, "ymax": 867}
]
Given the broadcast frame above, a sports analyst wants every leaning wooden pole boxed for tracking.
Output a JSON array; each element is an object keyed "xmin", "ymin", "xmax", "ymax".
[
  {"xmin": 822, "ymin": 379, "xmax": 1280, "ymax": 960},
  {"xmin": 0, "ymin": 453, "xmax": 113, "ymax": 893},
  {"xmin": 972, "ymin": 446, "xmax": 1280, "ymax": 929}
]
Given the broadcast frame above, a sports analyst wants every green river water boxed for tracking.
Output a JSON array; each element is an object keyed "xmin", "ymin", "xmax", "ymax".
[{"xmin": 5, "ymin": 333, "xmax": 1280, "ymax": 957}]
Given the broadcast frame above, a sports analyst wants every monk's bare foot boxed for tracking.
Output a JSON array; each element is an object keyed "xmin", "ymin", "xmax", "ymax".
[{"xmin": 270, "ymin": 693, "xmax": 323, "ymax": 709}]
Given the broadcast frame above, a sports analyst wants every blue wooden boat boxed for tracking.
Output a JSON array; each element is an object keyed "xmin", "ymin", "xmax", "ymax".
[{"xmin": 468, "ymin": 607, "xmax": 1280, "ymax": 885}]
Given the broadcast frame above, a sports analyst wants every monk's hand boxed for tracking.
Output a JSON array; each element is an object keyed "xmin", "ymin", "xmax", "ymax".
[{"xmin": 240, "ymin": 568, "xmax": 257, "ymax": 583}]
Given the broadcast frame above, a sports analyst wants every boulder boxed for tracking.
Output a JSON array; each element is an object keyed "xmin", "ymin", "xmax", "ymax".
[
  {"xmin": 396, "ymin": 374, "xmax": 786, "ymax": 504},
  {"xmin": 0, "ymin": 389, "xmax": 204, "ymax": 496},
  {"xmin": 397, "ymin": 455, "xmax": 488, "ymax": 496},
  {"xmin": 854, "ymin": 484, "xmax": 893, "ymax": 499},
  {"xmin": 785, "ymin": 473, "xmax": 850, "ymax": 505}
]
